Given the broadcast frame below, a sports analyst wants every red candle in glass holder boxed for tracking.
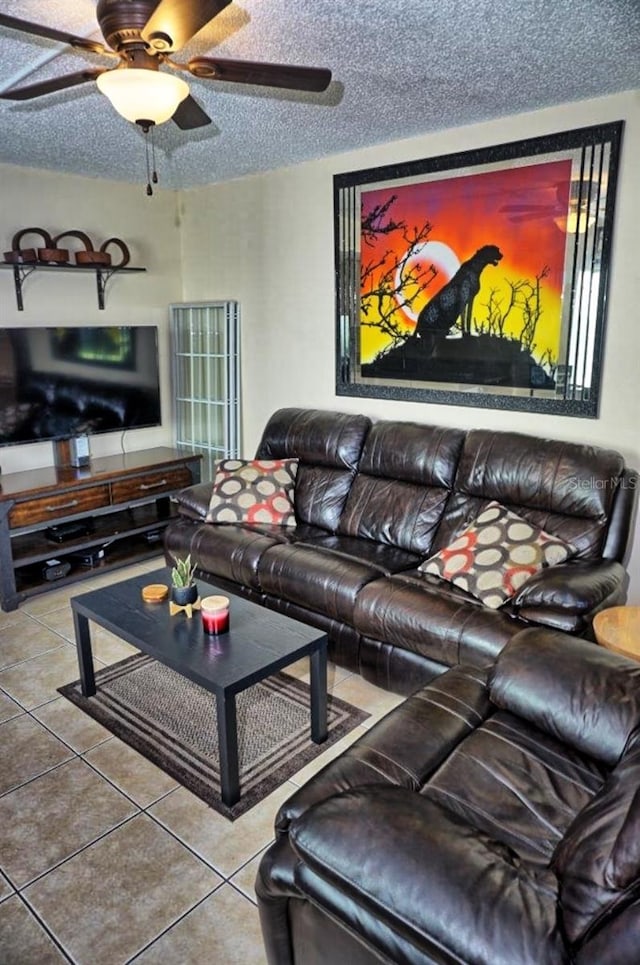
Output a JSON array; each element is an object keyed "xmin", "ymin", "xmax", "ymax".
[{"xmin": 201, "ymin": 595, "xmax": 230, "ymax": 635}]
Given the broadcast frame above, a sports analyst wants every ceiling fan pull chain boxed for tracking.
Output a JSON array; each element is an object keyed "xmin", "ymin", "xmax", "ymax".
[
  {"xmin": 144, "ymin": 127, "xmax": 153, "ymax": 196},
  {"xmin": 151, "ymin": 124, "xmax": 158, "ymax": 185}
]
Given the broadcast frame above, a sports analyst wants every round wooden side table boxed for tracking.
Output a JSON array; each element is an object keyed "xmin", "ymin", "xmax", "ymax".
[{"xmin": 593, "ymin": 606, "xmax": 640, "ymax": 661}]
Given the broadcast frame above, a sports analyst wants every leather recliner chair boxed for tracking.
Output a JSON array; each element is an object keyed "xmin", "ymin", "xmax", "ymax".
[{"xmin": 256, "ymin": 628, "xmax": 640, "ymax": 965}]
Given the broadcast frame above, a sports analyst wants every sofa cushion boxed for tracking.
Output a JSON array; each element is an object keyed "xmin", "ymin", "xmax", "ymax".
[
  {"xmin": 256, "ymin": 407, "xmax": 370, "ymax": 471},
  {"xmin": 164, "ymin": 517, "xmax": 283, "ymax": 589},
  {"xmin": 419, "ymin": 501, "xmax": 576, "ymax": 609},
  {"xmin": 258, "ymin": 543, "xmax": 394, "ymax": 624},
  {"xmin": 425, "ymin": 709, "xmax": 606, "ymax": 867},
  {"xmin": 353, "ymin": 570, "xmax": 518, "ymax": 670},
  {"xmin": 206, "ymin": 458, "xmax": 298, "ymax": 525},
  {"xmin": 338, "ymin": 420, "xmax": 464, "ymax": 555},
  {"xmin": 441, "ymin": 429, "xmax": 626, "ymax": 560},
  {"xmin": 275, "ymin": 665, "xmax": 492, "ymax": 833},
  {"xmin": 255, "ymin": 408, "xmax": 371, "ymax": 532},
  {"xmin": 553, "ymin": 741, "xmax": 640, "ymax": 947},
  {"xmin": 290, "ymin": 788, "xmax": 568, "ymax": 965}
]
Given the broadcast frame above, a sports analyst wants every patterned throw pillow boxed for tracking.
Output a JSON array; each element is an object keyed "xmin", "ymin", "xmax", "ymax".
[
  {"xmin": 206, "ymin": 459, "xmax": 298, "ymax": 526},
  {"xmin": 419, "ymin": 501, "xmax": 575, "ymax": 609}
]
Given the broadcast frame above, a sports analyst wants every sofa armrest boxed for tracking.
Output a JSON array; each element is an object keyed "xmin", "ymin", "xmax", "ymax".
[
  {"xmin": 172, "ymin": 482, "xmax": 214, "ymax": 521},
  {"xmin": 287, "ymin": 787, "xmax": 565, "ymax": 965},
  {"xmin": 511, "ymin": 560, "xmax": 628, "ymax": 633},
  {"xmin": 255, "ymin": 837, "xmax": 299, "ymax": 965},
  {"xmin": 490, "ymin": 628, "xmax": 640, "ymax": 765}
]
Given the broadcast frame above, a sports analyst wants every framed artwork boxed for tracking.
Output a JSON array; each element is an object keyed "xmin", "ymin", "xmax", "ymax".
[{"xmin": 334, "ymin": 121, "xmax": 623, "ymax": 417}]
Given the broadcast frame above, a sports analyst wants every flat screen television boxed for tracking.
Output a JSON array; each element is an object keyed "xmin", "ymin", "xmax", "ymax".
[{"xmin": 0, "ymin": 325, "xmax": 162, "ymax": 447}]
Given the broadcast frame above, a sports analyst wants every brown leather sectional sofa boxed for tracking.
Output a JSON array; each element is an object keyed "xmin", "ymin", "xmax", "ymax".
[
  {"xmin": 164, "ymin": 407, "xmax": 639, "ymax": 963},
  {"xmin": 256, "ymin": 628, "xmax": 640, "ymax": 964},
  {"xmin": 164, "ymin": 406, "xmax": 637, "ymax": 694}
]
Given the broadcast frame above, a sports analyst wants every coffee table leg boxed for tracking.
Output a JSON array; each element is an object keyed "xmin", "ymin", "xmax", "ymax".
[
  {"xmin": 310, "ymin": 640, "xmax": 328, "ymax": 743},
  {"xmin": 73, "ymin": 609, "xmax": 96, "ymax": 697},
  {"xmin": 217, "ymin": 693, "xmax": 240, "ymax": 806}
]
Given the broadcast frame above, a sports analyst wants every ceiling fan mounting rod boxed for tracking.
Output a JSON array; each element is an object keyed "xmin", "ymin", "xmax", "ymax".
[{"xmin": 120, "ymin": 46, "xmax": 163, "ymax": 71}]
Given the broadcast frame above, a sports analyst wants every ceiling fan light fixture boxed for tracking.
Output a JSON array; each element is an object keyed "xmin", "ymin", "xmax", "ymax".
[{"xmin": 96, "ymin": 68, "xmax": 189, "ymax": 125}]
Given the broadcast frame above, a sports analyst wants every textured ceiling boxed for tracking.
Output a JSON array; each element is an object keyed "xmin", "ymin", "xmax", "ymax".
[{"xmin": 0, "ymin": 0, "xmax": 638, "ymax": 190}]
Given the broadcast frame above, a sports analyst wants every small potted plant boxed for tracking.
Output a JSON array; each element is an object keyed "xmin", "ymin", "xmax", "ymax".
[{"xmin": 170, "ymin": 553, "xmax": 198, "ymax": 607}]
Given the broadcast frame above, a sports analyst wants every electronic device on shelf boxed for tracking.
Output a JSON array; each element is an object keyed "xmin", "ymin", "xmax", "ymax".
[
  {"xmin": 70, "ymin": 434, "xmax": 91, "ymax": 468},
  {"xmin": 53, "ymin": 433, "xmax": 91, "ymax": 470},
  {"xmin": 42, "ymin": 559, "xmax": 71, "ymax": 581},
  {"xmin": 68, "ymin": 547, "xmax": 106, "ymax": 567},
  {"xmin": 45, "ymin": 518, "xmax": 95, "ymax": 543}
]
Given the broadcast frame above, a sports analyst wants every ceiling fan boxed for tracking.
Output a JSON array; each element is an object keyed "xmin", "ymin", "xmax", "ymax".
[{"xmin": 0, "ymin": 0, "xmax": 332, "ymax": 132}]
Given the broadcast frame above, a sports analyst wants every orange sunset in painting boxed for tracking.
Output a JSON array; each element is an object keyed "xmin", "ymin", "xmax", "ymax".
[{"xmin": 359, "ymin": 158, "xmax": 572, "ymax": 380}]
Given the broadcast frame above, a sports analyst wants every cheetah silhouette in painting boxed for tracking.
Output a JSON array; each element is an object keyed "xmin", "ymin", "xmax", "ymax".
[{"xmin": 413, "ymin": 244, "xmax": 503, "ymax": 343}]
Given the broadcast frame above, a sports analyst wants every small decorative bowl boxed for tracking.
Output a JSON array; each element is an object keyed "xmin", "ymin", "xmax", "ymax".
[
  {"xmin": 37, "ymin": 247, "xmax": 69, "ymax": 264},
  {"xmin": 53, "ymin": 230, "xmax": 109, "ymax": 266}
]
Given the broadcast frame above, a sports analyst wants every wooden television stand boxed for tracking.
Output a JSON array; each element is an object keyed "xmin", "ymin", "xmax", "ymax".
[{"xmin": 0, "ymin": 447, "xmax": 202, "ymax": 612}]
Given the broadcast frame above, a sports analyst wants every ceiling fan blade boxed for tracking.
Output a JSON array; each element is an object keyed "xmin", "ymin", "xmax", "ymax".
[
  {"xmin": 172, "ymin": 94, "xmax": 212, "ymax": 129},
  {"xmin": 142, "ymin": 0, "xmax": 232, "ymax": 53},
  {"xmin": 0, "ymin": 69, "xmax": 107, "ymax": 101},
  {"xmin": 0, "ymin": 13, "xmax": 110, "ymax": 56},
  {"xmin": 187, "ymin": 58, "xmax": 332, "ymax": 92}
]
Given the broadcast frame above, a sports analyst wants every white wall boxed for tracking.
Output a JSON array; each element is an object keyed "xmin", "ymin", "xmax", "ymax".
[
  {"xmin": 179, "ymin": 90, "xmax": 640, "ymax": 603},
  {"xmin": 0, "ymin": 163, "xmax": 183, "ymax": 472}
]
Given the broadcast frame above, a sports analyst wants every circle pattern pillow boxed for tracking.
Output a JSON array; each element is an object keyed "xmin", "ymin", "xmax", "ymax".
[
  {"xmin": 206, "ymin": 459, "xmax": 298, "ymax": 526},
  {"xmin": 419, "ymin": 501, "xmax": 576, "ymax": 609}
]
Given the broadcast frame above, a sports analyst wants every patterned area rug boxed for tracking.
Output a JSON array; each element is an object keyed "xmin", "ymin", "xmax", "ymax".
[{"xmin": 59, "ymin": 654, "xmax": 369, "ymax": 820}]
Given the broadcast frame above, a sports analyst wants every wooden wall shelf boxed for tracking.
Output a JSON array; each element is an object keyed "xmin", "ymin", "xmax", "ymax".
[{"xmin": 0, "ymin": 262, "xmax": 146, "ymax": 311}]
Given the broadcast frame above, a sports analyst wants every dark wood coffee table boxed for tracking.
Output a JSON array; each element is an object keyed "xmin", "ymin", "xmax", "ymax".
[{"xmin": 70, "ymin": 567, "xmax": 328, "ymax": 806}]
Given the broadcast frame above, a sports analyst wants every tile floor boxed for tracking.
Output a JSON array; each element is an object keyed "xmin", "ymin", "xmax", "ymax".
[{"xmin": 0, "ymin": 558, "xmax": 404, "ymax": 964}]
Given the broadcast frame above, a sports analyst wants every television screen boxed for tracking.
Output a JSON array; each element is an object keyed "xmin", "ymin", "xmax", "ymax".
[{"xmin": 0, "ymin": 326, "xmax": 162, "ymax": 447}]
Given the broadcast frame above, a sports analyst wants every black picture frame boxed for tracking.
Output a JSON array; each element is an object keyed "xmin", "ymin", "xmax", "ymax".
[{"xmin": 334, "ymin": 121, "xmax": 623, "ymax": 418}]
